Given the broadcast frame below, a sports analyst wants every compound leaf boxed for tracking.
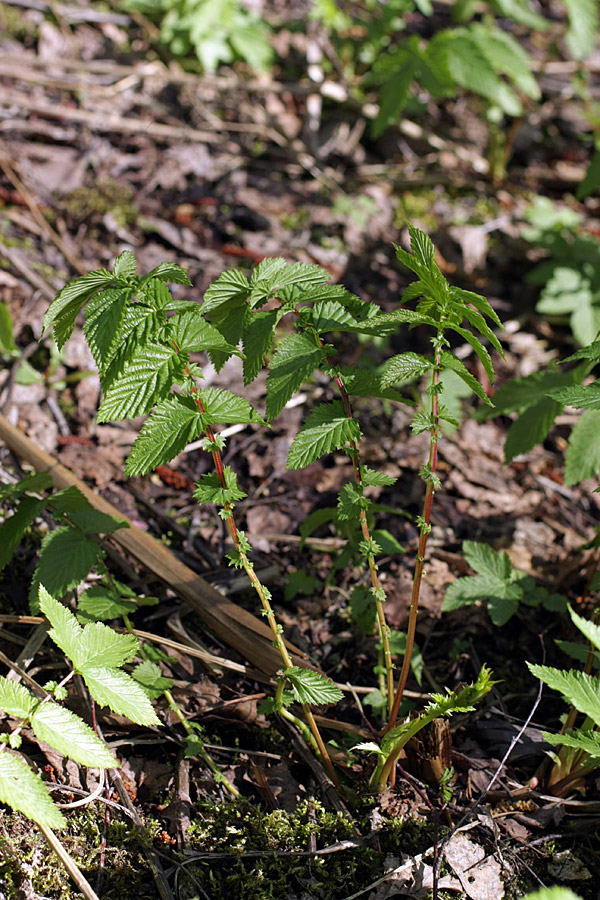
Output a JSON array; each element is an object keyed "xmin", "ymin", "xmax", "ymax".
[
  {"xmin": 132, "ymin": 660, "xmax": 173, "ymax": 700},
  {"xmin": 193, "ymin": 467, "xmax": 247, "ymax": 506},
  {"xmin": 543, "ymin": 729, "xmax": 600, "ymax": 759},
  {"xmin": 286, "ymin": 402, "xmax": 361, "ymax": 469},
  {"xmin": 170, "ymin": 309, "xmax": 238, "ymax": 355},
  {"xmin": 0, "ymin": 752, "xmax": 65, "ymax": 829},
  {"xmin": 31, "ymin": 703, "xmax": 117, "ymax": 768},
  {"xmin": 84, "ymin": 287, "xmax": 130, "ymax": 376},
  {"xmin": 143, "ymin": 261, "xmax": 192, "ymax": 285},
  {"xmin": 441, "ymin": 351, "xmax": 491, "ymax": 403}
]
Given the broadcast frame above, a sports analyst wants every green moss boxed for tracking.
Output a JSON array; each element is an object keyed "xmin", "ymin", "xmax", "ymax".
[
  {"xmin": 183, "ymin": 798, "xmax": 429, "ymax": 900},
  {"xmin": 0, "ymin": 808, "xmax": 158, "ymax": 899},
  {"xmin": 60, "ymin": 180, "xmax": 137, "ymax": 231}
]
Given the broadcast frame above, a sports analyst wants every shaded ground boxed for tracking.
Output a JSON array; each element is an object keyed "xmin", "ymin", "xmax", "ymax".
[{"xmin": 1, "ymin": 3, "xmax": 600, "ymax": 899}]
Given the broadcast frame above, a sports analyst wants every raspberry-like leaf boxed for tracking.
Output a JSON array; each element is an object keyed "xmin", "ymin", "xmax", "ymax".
[
  {"xmin": 125, "ymin": 395, "xmax": 206, "ymax": 476},
  {"xmin": 284, "ymin": 667, "xmax": 343, "ymax": 707},
  {"xmin": 266, "ymin": 332, "xmax": 325, "ymax": 420},
  {"xmin": 31, "ymin": 703, "xmax": 117, "ymax": 768},
  {"xmin": 286, "ymin": 402, "xmax": 361, "ymax": 469},
  {"xmin": 0, "ymin": 752, "xmax": 65, "ymax": 829}
]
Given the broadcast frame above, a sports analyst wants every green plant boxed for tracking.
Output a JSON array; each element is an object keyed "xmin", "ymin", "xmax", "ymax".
[
  {"xmin": 528, "ymin": 605, "xmax": 600, "ymax": 796},
  {"xmin": 521, "ymin": 889, "xmax": 584, "ymax": 900},
  {"xmin": 124, "ymin": 0, "xmax": 273, "ymax": 72},
  {"xmin": 39, "ymin": 226, "xmax": 500, "ymax": 787},
  {"xmin": 523, "ymin": 197, "xmax": 600, "ymax": 346},
  {"xmin": 442, "ymin": 540, "xmax": 567, "ymax": 626},
  {"xmin": 0, "ymin": 585, "xmax": 158, "ymax": 829}
]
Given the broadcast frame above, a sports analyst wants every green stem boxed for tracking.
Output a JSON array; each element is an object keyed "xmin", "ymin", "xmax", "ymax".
[
  {"xmin": 177, "ymin": 354, "xmax": 338, "ymax": 785},
  {"xmin": 299, "ymin": 320, "xmax": 395, "ymax": 717}
]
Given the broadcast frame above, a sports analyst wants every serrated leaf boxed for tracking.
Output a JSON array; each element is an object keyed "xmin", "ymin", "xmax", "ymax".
[
  {"xmin": 205, "ymin": 302, "xmax": 247, "ymax": 371},
  {"xmin": 338, "ymin": 367, "xmax": 406, "ymax": 402},
  {"xmin": 450, "ymin": 325, "xmax": 495, "ymax": 382},
  {"xmin": 193, "ymin": 467, "xmax": 247, "ymax": 505},
  {"xmin": 265, "ymin": 333, "xmax": 325, "ymax": 421},
  {"xmin": 44, "ymin": 269, "xmax": 115, "ymax": 348},
  {"xmin": 570, "ymin": 605, "xmax": 600, "ymax": 652},
  {"xmin": 125, "ymin": 395, "xmax": 205, "ymax": 477},
  {"xmin": 543, "ymin": 729, "xmax": 600, "ymax": 759},
  {"xmin": 445, "ymin": 29, "xmax": 522, "ymax": 115},
  {"xmin": 63, "ymin": 508, "xmax": 128, "ymax": 535},
  {"xmin": 469, "ymin": 22, "xmax": 539, "ymax": 99},
  {"xmin": 440, "ymin": 351, "xmax": 490, "ymax": 403},
  {"xmin": 112, "ymin": 250, "xmax": 137, "ymax": 278},
  {"xmin": 372, "ymin": 529, "xmax": 404, "ymax": 556},
  {"xmin": 463, "ymin": 541, "xmax": 512, "ymax": 580},
  {"xmin": 565, "ymin": 409, "xmax": 600, "ymax": 485},
  {"xmin": 39, "ymin": 585, "xmax": 84, "ymax": 662},
  {"xmin": 504, "ymin": 396, "xmax": 563, "ymax": 462},
  {"xmin": 78, "ymin": 622, "xmax": 139, "ymax": 669},
  {"xmin": 132, "ymin": 660, "xmax": 173, "ymax": 700},
  {"xmin": 527, "ymin": 664, "xmax": 600, "ymax": 727},
  {"xmin": 286, "ymin": 402, "xmax": 361, "ymax": 469},
  {"xmin": 491, "ymin": 0, "xmax": 549, "ymax": 31},
  {"xmin": 461, "ymin": 305, "xmax": 503, "ymax": 356},
  {"xmin": 550, "ymin": 383, "xmax": 600, "ymax": 410},
  {"xmin": 200, "ymin": 387, "xmax": 265, "ymax": 426},
  {"xmin": 31, "ymin": 703, "xmax": 117, "ymax": 768},
  {"xmin": 381, "ymin": 352, "xmax": 432, "ymax": 386},
  {"xmin": 0, "ymin": 676, "xmax": 35, "ymax": 718},
  {"xmin": 143, "ymin": 261, "xmax": 192, "ymax": 286},
  {"xmin": 169, "ymin": 309, "xmax": 238, "ymax": 354},
  {"xmin": 250, "ymin": 257, "xmax": 287, "ymax": 286},
  {"xmin": 337, "ymin": 482, "xmax": 366, "ymax": 521},
  {"xmin": 201, "ymin": 268, "xmax": 250, "ymax": 315},
  {"xmin": 284, "ymin": 667, "xmax": 343, "ymax": 707},
  {"xmin": 97, "ymin": 343, "xmax": 182, "ymax": 422},
  {"xmin": 77, "ymin": 586, "xmax": 134, "ymax": 622},
  {"xmin": 0, "ymin": 496, "xmax": 48, "ymax": 572},
  {"xmin": 276, "ymin": 262, "xmax": 331, "ymax": 288},
  {"xmin": 362, "ymin": 467, "xmax": 397, "ymax": 487},
  {"xmin": 0, "ymin": 752, "xmax": 65, "ymax": 829},
  {"xmin": 30, "ymin": 529, "xmax": 100, "ymax": 610},
  {"xmin": 409, "ymin": 224, "xmax": 436, "ymax": 268},
  {"xmin": 80, "ymin": 666, "xmax": 160, "ymax": 726},
  {"xmin": 242, "ymin": 309, "xmax": 277, "ymax": 384},
  {"xmin": 84, "ymin": 287, "xmax": 131, "ymax": 376}
]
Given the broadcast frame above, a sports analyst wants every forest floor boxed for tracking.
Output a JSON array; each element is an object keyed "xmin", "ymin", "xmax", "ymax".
[{"xmin": 1, "ymin": 3, "xmax": 600, "ymax": 899}]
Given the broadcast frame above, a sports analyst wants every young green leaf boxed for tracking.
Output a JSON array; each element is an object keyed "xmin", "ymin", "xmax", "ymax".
[
  {"xmin": 30, "ymin": 528, "xmax": 101, "ymax": 610},
  {"xmin": 97, "ymin": 343, "xmax": 183, "ymax": 422},
  {"xmin": 242, "ymin": 309, "xmax": 277, "ymax": 385},
  {"xmin": 550, "ymin": 383, "xmax": 600, "ymax": 410},
  {"xmin": 527, "ymin": 664, "xmax": 600, "ymax": 727},
  {"xmin": 77, "ymin": 586, "xmax": 135, "ymax": 622},
  {"xmin": 169, "ymin": 309, "xmax": 239, "ymax": 355},
  {"xmin": 193, "ymin": 467, "xmax": 247, "ymax": 506},
  {"xmin": 77, "ymin": 622, "xmax": 139, "ymax": 670},
  {"xmin": 0, "ymin": 496, "xmax": 48, "ymax": 572},
  {"xmin": 0, "ymin": 471, "xmax": 52, "ymax": 502},
  {"xmin": 142, "ymin": 261, "xmax": 192, "ymax": 286},
  {"xmin": 284, "ymin": 667, "xmax": 344, "ymax": 707},
  {"xmin": 286, "ymin": 402, "xmax": 361, "ymax": 469},
  {"xmin": 564, "ymin": 409, "xmax": 600, "ymax": 485},
  {"xmin": 440, "ymin": 351, "xmax": 491, "ymax": 404},
  {"xmin": 543, "ymin": 729, "xmax": 600, "ymax": 759},
  {"xmin": 201, "ymin": 268, "xmax": 250, "ymax": 315},
  {"xmin": 569, "ymin": 605, "xmax": 600, "ymax": 653},
  {"xmin": 112, "ymin": 250, "xmax": 137, "ymax": 278},
  {"xmin": 265, "ymin": 332, "xmax": 325, "ymax": 421},
  {"xmin": 84, "ymin": 287, "xmax": 131, "ymax": 376},
  {"xmin": 0, "ymin": 752, "xmax": 65, "ymax": 829},
  {"xmin": 80, "ymin": 666, "xmax": 160, "ymax": 726},
  {"xmin": 442, "ymin": 541, "xmax": 524, "ymax": 626},
  {"xmin": 39, "ymin": 585, "xmax": 84, "ymax": 662},
  {"xmin": 200, "ymin": 387, "xmax": 265, "ymax": 426},
  {"xmin": 125, "ymin": 395, "xmax": 206, "ymax": 476},
  {"xmin": 44, "ymin": 268, "xmax": 115, "ymax": 348},
  {"xmin": 30, "ymin": 703, "xmax": 117, "ymax": 768},
  {"xmin": 381, "ymin": 352, "xmax": 433, "ymax": 386},
  {"xmin": 0, "ymin": 676, "xmax": 36, "ymax": 718},
  {"xmin": 132, "ymin": 660, "xmax": 173, "ymax": 700}
]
